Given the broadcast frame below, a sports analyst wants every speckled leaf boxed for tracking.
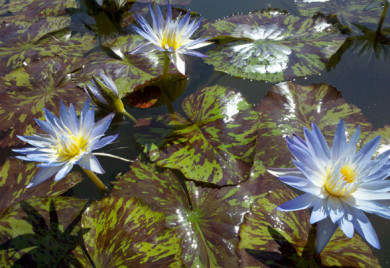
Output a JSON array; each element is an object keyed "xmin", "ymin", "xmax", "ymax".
[
  {"xmin": 0, "ymin": 18, "xmax": 95, "ymax": 75},
  {"xmin": 296, "ymin": 0, "xmax": 383, "ymax": 32},
  {"xmin": 75, "ymin": 35, "xmax": 169, "ymax": 97},
  {"xmin": 112, "ymin": 160, "xmax": 265, "ymax": 267},
  {"xmin": 201, "ymin": 10, "xmax": 347, "ymax": 82},
  {"xmin": 0, "ymin": 0, "xmax": 78, "ymax": 19},
  {"xmin": 81, "ymin": 196, "xmax": 182, "ymax": 267},
  {"xmin": 238, "ymin": 173, "xmax": 380, "ymax": 267},
  {"xmin": 0, "ymin": 196, "xmax": 89, "ymax": 267},
  {"xmin": 255, "ymin": 82, "xmax": 372, "ymax": 168},
  {"xmin": 0, "ymin": 57, "xmax": 88, "ymax": 148},
  {"xmin": 0, "ymin": 159, "xmax": 83, "ymax": 216},
  {"xmin": 135, "ymin": 85, "xmax": 260, "ymax": 186}
]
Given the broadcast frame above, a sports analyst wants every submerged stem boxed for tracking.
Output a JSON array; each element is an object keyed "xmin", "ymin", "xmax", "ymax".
[
  {"xmin": 122, "ymin": 110, "xmax": 137, "ymax": 124},
  {"xmin": 376, "ymin": 1, "xmax": 389, "ymax": 42},
  {"xmin": 81, "ymin": 168, "xmax": 107, "ymax": 191}
]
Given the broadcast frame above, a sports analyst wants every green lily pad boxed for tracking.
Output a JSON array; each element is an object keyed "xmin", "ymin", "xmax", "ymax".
[
  {"xmin": 81, "ymin": 196, "xmax": 183, "ymax": 267},
  {"xmin": 362, "ymin": 125, "xmax": 390, "ymax": 156},
  {"xmin": 201, "ymin": 10, "xmax": 347, "ymax": 82},
  {"xmin": 112, "ymin": 160, "xmax": 265, "ymax": 267},
  {"xmin": 0, "ymin": 196, "xmax": 88, "ymax": 267},
  {"xmin": 295, "ymin": 0, "xmax": 383, "ymax": 32},
  {"xmin": 0, "ymin": 0, "xmax": 78, "ymax": 19},
  {"xmin": 238, "ymin": 173, "xmax": 381, "ymax": 267},
  {"xmin": 0, "ymin": 57, "xmax": 88, "ymax": 148},
  {"xmin": 0, "ymin": 17, "xmax": 95, "ymax": 75},
  {"xmin": 0, "ymin": 159, "xmax": 83, "ymax": 216},
  {"xmin": 75, "ymin": 34, "xmax": 170, "ymax": 98},
  {"xmin": 255, "ymin": 82, "xmax": 372, "ymax": 168},
  {"xmin": 135, "ymin": 85, "xmax": 260, "ymax": 186}
]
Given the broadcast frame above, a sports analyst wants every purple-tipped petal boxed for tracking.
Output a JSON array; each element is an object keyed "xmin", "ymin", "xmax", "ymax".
[
  {"xmin": 316, "ymin": 217, "xmax": 338, "ymax": 253},
  {"xmin": 277, "ymin": 193, "xmax": 317, "ymax": 211}
]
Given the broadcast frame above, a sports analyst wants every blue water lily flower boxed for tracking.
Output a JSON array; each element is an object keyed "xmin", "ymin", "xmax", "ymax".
[
  {"xmin": 13, "ymin": 100, "xmax": 118, "ymax": 188},
  {"xmin": 269, "ymin": 120, "xmax": 390, "ymax": 253},
  {"xmin": 130, "ymin": 2, "xmax": 212, "ymax": 74}
]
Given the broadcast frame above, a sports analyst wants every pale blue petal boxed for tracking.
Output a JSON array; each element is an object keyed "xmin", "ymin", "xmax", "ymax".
[
  {"xmin": 16, "ymin": 135, "xmax": 52, "ymax": 147},
  {"xmin": 310, "ymin": 199, "xmax": 328, "ymax": 224},
  {"xmin": 354, "ymin": 199, "xmax": 390, "ymax": 218},
  {"xmin": 327, "ymin": 196, "xmax": 344, "ymax": 223},
  {"xmin": 337, "ymin": 203, "xmax": 354, "ymax": 238},
  {"xmin": 53, "ymin": 163, "xmax": 73, "ymax": 181},
  {"xmin": 312, "ymin": 122, "xmax": 331, "ymax": 158},
  {"xmin": 170, "ymin": 52, "xmax": 186, "ymax": 74},
  {"xmin": 129, "ymin": 43, "xmax": 157, "ymax": 55},
  {"xmin": 331, "ymin": 120, "xmax": 347, "ymax": 162},
  {"xmin": 304, "ymin": 126, "xmax": 328, "ymax": 164},
  {"xmin": 354, "ymin": 136, "xmax": 380, "ymax": 165},
  {"xmin": 350, "ymin": 207, "xmax": 380, "ymax": 249},
  {"xmin": 279, "ymin": 176, "xmax": 308, "ymax": 188},
  {"xmin": 345, "ymin": 126, "xmax": 360, "ymax": 156},
  {"xmin": 92, "ymin": 134, "xmax": 118, "ymax": 150},
  {"xmin": 78, "ymin": 154, "xmax": 105, "ymax": 174},
  {"xmin": 91, "ymin": 113, "xmax": 115, "ymax": 138},
  {"xmin": 277, "ymin": 193, "xmax": 317, "ymax": 211},
  {"xmin": 99, "ymin": 72, "xmax": 118, "ymax": 95},
  {"xmin": 288, "ymin": 143, "xmax": 319, "ymax": 172},
  {"xmin": 359, "ymin": 180, "xmax": 390, "ymax": 192},
  {"xmin": 35, "ymin": 118, "xmax": 56, "ymax": 136},
  {"xmin": 27, "ymin": 166, "xmax": 62, "ymax": 188},
  {"xmin": 316, "ymin": 217, "xmax": 338, "ymax": 253},
  {"xmin": 60, "ymin": 101, "xmax": 78, "ymax": 133},
  {"xmin": 180, "ymin": 49, "xmax": 207, "ymax": 58}
]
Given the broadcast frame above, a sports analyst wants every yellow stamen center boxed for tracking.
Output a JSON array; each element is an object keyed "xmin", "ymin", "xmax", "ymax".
[
  {"xmin": 56, "ymin": 134, "xmax": 89, "ymax": 161},
  {"xmin": 324, "ymin": 165, "xmax": 358, "ymax": 197}
]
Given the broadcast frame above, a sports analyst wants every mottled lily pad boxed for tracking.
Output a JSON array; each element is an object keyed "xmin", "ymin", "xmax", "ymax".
[
  {"xmin": 295, "ymin": 0, "xmax": 383, "ymax": 32},
  {"xmin": 81, "ymin": 196, "xmax": 183, "ymax": 267},
  {"xmin": 238, "ymin": 173, "xmax": 381, "ymax": 267},
  {"xmin": 0, "ymin": 57, "xmax": 88, "ymax": 148},
  {"xmin": 0, "ymin": 159, "xmax": 83, "ymax": 216},
  {"xmin": 75, "ymin": 34, "xmax": 170, "ymax": 97},
  {"xmin": 0, "ymin": 0, "xmax": 78, "ymax": 19},
  {"xmin": 135, "ymin": 85, "xmax": 260, "ymax": 186},
  {"xmin": 362, "ymin": 125, "xmax": 390, "ymax": 155},
  {"xmin": 0, "ymin": 197, "xmax": 88, "ymax": 267},
  {"xmin": 255, "ymin": 82, "xmax": 372, "ymax": 168},
  {"xmin": 201, "ymin": 10, "xmax": 347, "ymax": 82},
  {"xmin": 112, "ymin": 160, "xmax": 265, "ymax": 267},
  {"xmin": 0, "ymin": 17, "xmax": 94, "ymax": 75}
]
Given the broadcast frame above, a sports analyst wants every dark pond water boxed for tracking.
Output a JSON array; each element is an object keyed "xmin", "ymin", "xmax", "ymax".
[{"xmin": 2, "ymin": 0, "xmax": 390, "ymax": 266}]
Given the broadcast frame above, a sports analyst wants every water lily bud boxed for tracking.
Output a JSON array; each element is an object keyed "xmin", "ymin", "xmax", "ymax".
[{"xmin": 84, "ymin": 71, "xmax": 126, "ymax": 114}]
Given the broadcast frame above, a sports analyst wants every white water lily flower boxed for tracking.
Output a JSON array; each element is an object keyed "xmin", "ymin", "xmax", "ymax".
[
  {"xmin": 269, "ymin": 120, "xmax": 390, "ymax": 253},
  {"xmin": 130, "ymin": 2, "xmax": 212, "ymax": 74},
  {"xmin": 13, "ymin": 100, "xmax": 118, "ymax": 188}
]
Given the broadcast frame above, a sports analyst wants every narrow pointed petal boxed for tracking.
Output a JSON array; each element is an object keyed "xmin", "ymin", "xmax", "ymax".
[
  {"xmin": 310, "ymin": 199, "xmax": 328, "ymax": 224},
  {"xmin": 171, "ymin": 52, "xmax": 186, "ymax": 74},
  {"xmin": 316, "ymin": 218, "xmax": 338, "ymax": 253},
  {"xmin": 277, "ymin": 193, "xmax": 317, "ymax": 211},
  {"xmin": 351, "ymin": 207, "xmax": 380, "ymax": 249},
  {"xmin": 27, "ymin": 166, "xmax": 62, "ymax": 188},
  {"xmin": 54, "ymin": 163, "xmax": 73, "ymax": 181},
  {"xmin": 78, "ymin": 154, "xmax": 105, "ymax": 174}
]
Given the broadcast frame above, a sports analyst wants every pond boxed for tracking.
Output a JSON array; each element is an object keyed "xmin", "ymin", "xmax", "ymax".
[{"xmin": 1, "ymin": 0, "xmax": 390, "ymax": 266}]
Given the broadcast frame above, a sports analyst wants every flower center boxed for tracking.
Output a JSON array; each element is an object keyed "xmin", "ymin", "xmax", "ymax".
[
  {"xmin": 56, "ymin": 134, "xmax": 89, "ymax": 161},
  {"xmin": 324, "ymin": 165, "xmax": 358, "ymax": 197}
]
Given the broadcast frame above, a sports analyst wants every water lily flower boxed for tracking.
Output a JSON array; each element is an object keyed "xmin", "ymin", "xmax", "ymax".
[
  {"xmin": 268, "ymin": 120, "xmax": 390, "ymax": 253},
  {"xmin": 130, "ymin": 2, "xmax": 212, "ymax": 75},
  {"xmin": 84, "ymin": 71, "xmax": 137, "ymax": 123},
  {"xmin": 13, "ymin": 100, "xmax": 118, "ymax": 190}
]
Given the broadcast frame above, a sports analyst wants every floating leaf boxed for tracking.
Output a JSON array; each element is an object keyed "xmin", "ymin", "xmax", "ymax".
[
  {"xmin": 255, "ymin": 82, "xmax": 372, "ymax": 168},
  {"xmin": 0, "ymin": 0, "xmax": 78, "ymax": 19},
  {"xmin": 135, "ymin": 85, "xmax": 259, "ymax": 186},
  {"xmin": 81, "ymin": 196, "xmax": 183, "ymax": 267},
  {"xmin": 295, "ymin": 0, "xmax": 383, "ymax": 32},
  {"xmin": 0, "ymin": 159, "xmax": 83, "ymax": 216},
  {"xmin": 112, "ymin": 160, "xmax": 265, "ymax": 267},
  {"xmin": 0, "ymin": 196, "xmax": 88, "ymax": 267},
  {"xmin": 0, "ymin": 57, "xmax": 88, "ymax": 148},
  {"xmin": 201, "ymin": 10, "xmax": 347, "ymax": 82},
  {"xmin": 362, "ymin": 125, "xmax": 390, "ymax": 155},
  {"xmin": 238, "ymin": 173, "xmax": 381, "ymax": 267},
  {"xmin": 0, "ymin": 18, "xmax": 94, "ymax": 75},
  {"xmin": 75, "ymin": 35, "xmax": 169, "ymax": 97}
]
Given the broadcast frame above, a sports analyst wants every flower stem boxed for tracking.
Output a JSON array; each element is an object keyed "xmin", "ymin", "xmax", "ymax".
[
  {"xmin": 122, "ymin": 110, "xmax": 137, "ymax": 124},
  {"xmin": 81, "ymin": 168, "xmax": 107, "ymax": 191},
  {"xmin": 376, "ymin": 1, "xmax": 389, "ymax": 41},
  {"xmin": 162, "ymin": 52, "xmax": 170, "ymax": 80}
]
